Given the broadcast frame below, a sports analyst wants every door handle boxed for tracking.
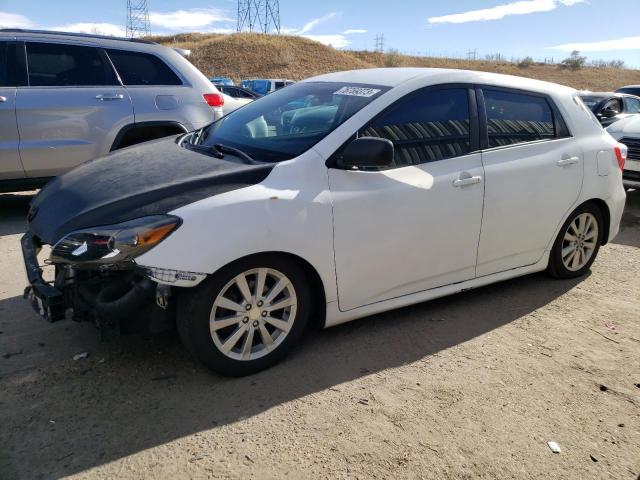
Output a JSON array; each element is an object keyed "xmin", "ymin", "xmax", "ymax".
[
  {"xmin": 0, "ymin": 96, "xmax": 7, "ymax": 103},
  {"xmin": 96, "ymin": 93, "xmax": 124, "ymax": 101},
  {"xmin": 557, "ymin": 156, "xmax": 579, "ymax": 166},
  {"xmin": 453, "ymin": 176, "xmax": 482, "ymax": 187}
]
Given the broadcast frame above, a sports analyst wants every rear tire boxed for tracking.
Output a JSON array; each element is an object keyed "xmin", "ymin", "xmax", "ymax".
[
  {"xmin": 177, "ymin": 255, "xmax": 311, "ymax": 376},
  {"xmin": 547, "ymin": 203, "xmax": 603, "ymax": 279}
]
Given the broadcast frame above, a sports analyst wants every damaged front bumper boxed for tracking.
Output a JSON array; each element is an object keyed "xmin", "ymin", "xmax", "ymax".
[{"xmin": 21, "ymin": 232, "xmax": 204, "ymax": 333}]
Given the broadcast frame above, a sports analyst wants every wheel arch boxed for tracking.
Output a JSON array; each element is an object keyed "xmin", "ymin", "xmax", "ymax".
[
  {"xmin": 110, "ymin": 121, "xmax": 188, "ymax": 151},
  {"xmin": 207, "ymin": 251, "xmax": 328, "ymax": 329}
]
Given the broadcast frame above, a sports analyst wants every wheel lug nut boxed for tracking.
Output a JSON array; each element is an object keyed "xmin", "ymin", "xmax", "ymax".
[
  {"xmin": 245, "ymin": 304, "xmax": 252, "ymax": 310},
  {"xmin": 242, "ymin": 317, "xmax": 249, "ymax": 323},
  {"xmin": 257, "ymin": 301, "xmax": 263, "ymax": 307},
  {"xmin": 262, "ymin": 311, "xmax": 267, "ymax": 317},
  {"xmin": 252, "ymin": 320, "xmax": 259, "ymax": 327}
]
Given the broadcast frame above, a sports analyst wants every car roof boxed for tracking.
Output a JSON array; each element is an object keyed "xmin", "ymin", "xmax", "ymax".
[
  {"xmin": 0, "ymin": 28, "xmax": 157, "ymax": 48},
  {"xmin": 303, "ymin": 68, "xmax": 577, "ymax": 95}
]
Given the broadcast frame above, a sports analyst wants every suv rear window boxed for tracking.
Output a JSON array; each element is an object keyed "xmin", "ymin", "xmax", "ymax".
[
  {"xmin": 26, "ymin": 42, "xmax": 117, "ymax": 87},
  {"xmin": 106, "ymin": 49, "xmax": 182, "ymax": 86},
  {"xmin": 484, "ymin": 90, "xmax": 556, "ymax": 148}
]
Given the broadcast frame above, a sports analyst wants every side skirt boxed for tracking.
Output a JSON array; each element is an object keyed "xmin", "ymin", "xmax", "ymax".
[{"xmin": 323, "ymin": 252, "xmax": 550, "ymax": 328}]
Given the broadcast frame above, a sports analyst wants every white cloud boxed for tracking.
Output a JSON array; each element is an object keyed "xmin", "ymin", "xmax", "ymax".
[
  {"xmin": 149, "ymin": 8, "xmax": 232, "ymax": 30},
  {"xmin": 342, "ymin": 29, "xmax": 367, "ymax": 35},
  {"xmin": 302, "ymin": 34, "xmax": 351, "ymax": 49},
  {"xmin": 428, "ymin": 0, "xmax": 585, "ymax": 24},
  {"xmin": 297, "ymin": 12, "xmax": 337, "ymax": 35},
  {"xmin": 52, "ymin": 22, "xmax": 126, "ymax": 37},
  {"xmin": 0, "ymin": 11, "xmax": 36, "ymax": 29},
  {"xmin": 548, "ymin": 36, "xmax": 640, "ymax": 52}
]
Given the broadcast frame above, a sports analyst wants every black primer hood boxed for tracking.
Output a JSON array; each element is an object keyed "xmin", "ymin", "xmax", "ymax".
[{"xmin": 28, "ymin": 135, "xmax": 274, "ymax": 245}]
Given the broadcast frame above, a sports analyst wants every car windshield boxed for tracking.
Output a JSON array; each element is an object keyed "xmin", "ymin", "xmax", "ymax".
[
  {"xmin": 579, "ymin": 95, "xmax": 607, "ymax": 111},
  {"xmin": 197, "ymin": 81, "xmax": 389, "ymax": 162}
]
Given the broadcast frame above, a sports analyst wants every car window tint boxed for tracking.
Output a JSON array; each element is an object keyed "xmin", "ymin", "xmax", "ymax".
[
  {"xmin": 624, "ymin": 97, "xmax": 640, "ymax": 114},
  {"xmin": 603, "ymin": 98, "xmax": 622, "ymax": 112},
  {"xmin": 0, "ymin": 42, "xmax": 26, "ymax": 87},
  {"xmin": 275, "ymin": 81, "xmax": 285, "ymax": 90},
  {"xmin": 484, "ymin": 90, "xmax": 555, "ymax": 148},
  {"xmin": 359, "ymin": 88, "xmax": 471, "ymax": 167},
  {"xmin": 26, "ymin": 42, "xmax": 117, "ymax": 87},
  {"xmin": 106, "ymin": 49, "xmax": 181, "ymax": 86}
]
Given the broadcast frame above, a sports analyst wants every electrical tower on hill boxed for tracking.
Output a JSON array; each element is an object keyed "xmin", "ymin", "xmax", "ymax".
[
  {"xmin": 126, "ymin": 0, "xmax": 151, "ymax": 38},
  {"xmin": 237, "ymin": 0, "xmax": 281, "ymax": 34}
]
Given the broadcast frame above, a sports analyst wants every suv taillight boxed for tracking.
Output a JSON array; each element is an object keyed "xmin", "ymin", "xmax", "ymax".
[
  {"xmin": 614, "ymin": 146, "xmax": 626, "ymax": 171},
  {"xmin": 203, "ymin": 93, "xmax": 224, "ymax": 107}
]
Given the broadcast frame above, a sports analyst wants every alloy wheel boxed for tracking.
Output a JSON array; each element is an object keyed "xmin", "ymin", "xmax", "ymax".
[
  {"xmin": 561, "ymin": 212, "xmax": 599, "ymax": 272},
  {"xmin": 209, "ymin": 268, "xmax": 297, "ymax": 361}
]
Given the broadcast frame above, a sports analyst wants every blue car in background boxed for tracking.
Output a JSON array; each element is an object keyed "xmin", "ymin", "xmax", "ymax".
[
  {"xmin": 241, "ymin": 78, "xmax": 295, "ymax": 95},
  {"xmin": 210, "ymin": 76, "xmax": 234, "ymax": 86}
]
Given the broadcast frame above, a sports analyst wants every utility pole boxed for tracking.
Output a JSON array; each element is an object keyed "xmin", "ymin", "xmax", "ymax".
[
  {"xmin": 237, "ymin": 0, "xmax": 281, "ymax": 34},
  {"xmin": 466, "ymin": 49, "xmax": 477, "ymax": 61},
  {"xmin": 375, "ymin": 34, "xmax": 385, "ymax": 53},
  {"xmin": 126, "ymin": 0, "xmax": 150, "ymax": 38}
]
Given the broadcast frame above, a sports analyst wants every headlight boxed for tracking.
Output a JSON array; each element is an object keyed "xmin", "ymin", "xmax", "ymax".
[{"xmin": 51, "ymin": 215, "xmax": 181, "ymax": 266}]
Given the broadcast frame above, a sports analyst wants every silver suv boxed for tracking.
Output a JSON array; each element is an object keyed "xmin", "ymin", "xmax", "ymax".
[{"xmin": 0, "ymin": 29, "xmax": 226, "ymax": 192}]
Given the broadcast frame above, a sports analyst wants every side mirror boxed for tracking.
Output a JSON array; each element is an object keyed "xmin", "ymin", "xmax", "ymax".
[{"xmin": 337, "ymin": 137, "xmax": 394, "ymax": 170}]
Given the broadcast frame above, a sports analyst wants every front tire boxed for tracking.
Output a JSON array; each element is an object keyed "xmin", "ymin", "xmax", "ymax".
[
  {"xmin": 177, "ymin": 255, "xmax": 311, "ymax": 376},
  {"xmin": 547, "ymin": 203, "xmax": 603, "ymax": 279}
]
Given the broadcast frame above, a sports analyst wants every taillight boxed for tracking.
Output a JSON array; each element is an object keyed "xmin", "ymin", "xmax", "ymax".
[
  {"xmin": 203, "ymin": 93, "xmax": 224, "ymax": 107},
  {"xmin": 614, "ymin": 146, "xmax": 626, "ymax": 171}
]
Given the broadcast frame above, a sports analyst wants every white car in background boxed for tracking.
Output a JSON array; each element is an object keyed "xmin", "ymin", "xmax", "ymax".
[
  {"xmin": 23, "ymin": 68, "xmax": 627, "ymax": 376},
  {"xmin": 607, "ymin": 115, "xmax": 640, "ymax": 189}
]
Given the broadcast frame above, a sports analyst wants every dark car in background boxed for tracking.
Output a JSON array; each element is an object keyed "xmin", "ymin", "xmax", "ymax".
[
  {"xmin": 579, "ymin": 92, "xmax": 640, "ymax": 127},
  {"xmin": 616, "ymin": 85, "xmax": 640, "ymax": 97},
  {"xmin": 216, "ymin": 85, "xmax": 262, "ymax": 100}
]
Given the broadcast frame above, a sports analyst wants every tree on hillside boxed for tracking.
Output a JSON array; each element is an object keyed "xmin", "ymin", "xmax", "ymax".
[{"xmin": 562, "ymin": 50, "xmax": 587, "ymax": 70}]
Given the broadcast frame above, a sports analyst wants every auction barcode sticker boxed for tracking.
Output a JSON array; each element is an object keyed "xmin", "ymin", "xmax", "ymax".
[{"xmin": 334, "ymin": 86, "xmax": 381, "ymax": 98}]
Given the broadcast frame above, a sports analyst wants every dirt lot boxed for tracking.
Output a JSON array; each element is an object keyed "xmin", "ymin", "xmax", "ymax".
[{"xmin": 1, "ymin": 190, "xmax": 639, "ymax": 480}]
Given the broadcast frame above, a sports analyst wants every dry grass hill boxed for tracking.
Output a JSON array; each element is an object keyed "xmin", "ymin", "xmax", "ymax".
[{"xmin": 151, "ymin": 32, "xmax": 640, "ymax": 91}]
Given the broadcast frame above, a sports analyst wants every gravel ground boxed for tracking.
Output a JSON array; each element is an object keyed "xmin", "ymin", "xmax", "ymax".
[{"xmin": 0, "ymin": 190, "xmax": 639, "ymax": 480}]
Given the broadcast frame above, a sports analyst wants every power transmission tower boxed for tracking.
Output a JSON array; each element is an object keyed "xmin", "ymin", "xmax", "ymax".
[
  {"xmin": 375, "ymin": 34, "xmax": 385, "ymax": 53},
  {"xmin": 126, "ymin": 0, "xmax": 150, "ymax": 38},
  {"xmin": 466, "ymin": 49, "xmax": 477, "ymax": 61},
  {"xmin": 237, "ymin": 0, "xmax": 281, "ymax": 34}
]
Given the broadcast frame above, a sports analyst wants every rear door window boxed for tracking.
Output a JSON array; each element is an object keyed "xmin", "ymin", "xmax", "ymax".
[
  {"xmin": 359, "ymin": 87, "xmax": 472, "ymax": 167},
  {"xmin": 25, "ymin": 42, "xmax": 117, "ymax": 87},
  {"xmin": 483, "ymin": 90, "xmax": 556, "ymax": 147},
  {"xmin": 106, "ymin": 49, "xmax": 182, "ymax": 86}
]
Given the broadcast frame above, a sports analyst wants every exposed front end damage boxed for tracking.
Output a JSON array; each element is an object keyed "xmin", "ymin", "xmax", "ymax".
[{"xmin": 21, "ymin": 220, "xmax": 205, "ymax": 336}]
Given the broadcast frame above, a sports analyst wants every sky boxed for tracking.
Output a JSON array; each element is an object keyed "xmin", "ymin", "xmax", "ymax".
[{"xmin": 1, "ymin": 0, "xmax": 639, "ymax": 67}]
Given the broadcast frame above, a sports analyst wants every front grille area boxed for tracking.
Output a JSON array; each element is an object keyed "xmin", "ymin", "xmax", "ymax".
[{"xmin": 620, "ymin": 137, "xmax": 640, "ymax": 162}]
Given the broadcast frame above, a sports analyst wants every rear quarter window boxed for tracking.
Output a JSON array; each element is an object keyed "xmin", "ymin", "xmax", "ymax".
[{"xmin": 106, "ymin": 49, "xmax": 182, "ymax": 86}]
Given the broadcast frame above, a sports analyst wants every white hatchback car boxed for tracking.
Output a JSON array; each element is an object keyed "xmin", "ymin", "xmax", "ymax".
[{"xmin": 22, "ymin": 68, "xmax": 627, "ymax": 376}]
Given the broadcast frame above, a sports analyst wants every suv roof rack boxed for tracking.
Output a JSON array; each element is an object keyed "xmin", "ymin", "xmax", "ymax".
[{"xmin": 0, "ymin": 28, "xmax": 157, "ymax": 45}]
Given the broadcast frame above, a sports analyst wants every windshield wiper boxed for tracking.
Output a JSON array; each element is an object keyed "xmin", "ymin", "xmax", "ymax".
[
  {"xmin": 214, "ymin": 144, "xmax": 259, "ymax": 165},
  {"xmin": 182, "ymin": 141, "xmax": 224, "ymax": 159}
]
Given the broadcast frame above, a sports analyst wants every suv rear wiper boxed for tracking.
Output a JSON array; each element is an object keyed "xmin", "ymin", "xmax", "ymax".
[{"xmin": 214, "ymin": 144, "xmax": 259, "ymax": 165}]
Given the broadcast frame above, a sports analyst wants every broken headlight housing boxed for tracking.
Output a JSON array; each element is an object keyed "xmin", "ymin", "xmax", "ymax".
[{"xmin": 50, "ymin": 215, "xmax": 181, "ymax": 267}]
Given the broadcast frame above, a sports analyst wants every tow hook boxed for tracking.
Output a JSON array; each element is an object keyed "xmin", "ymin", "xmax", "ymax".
[{"xmin": 156, "ymin": 284, "xmax": 171, "ymax": 309}]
